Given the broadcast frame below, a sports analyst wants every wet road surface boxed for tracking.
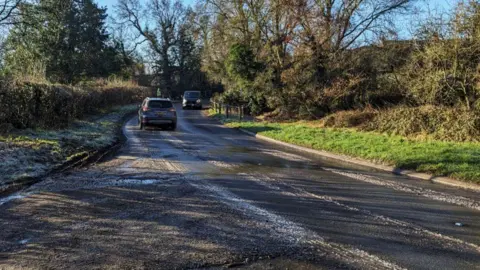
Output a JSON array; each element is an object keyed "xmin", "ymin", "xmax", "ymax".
[{"xmin": 1, "ymin": 104, "xmax": 479, "ymax": 269}]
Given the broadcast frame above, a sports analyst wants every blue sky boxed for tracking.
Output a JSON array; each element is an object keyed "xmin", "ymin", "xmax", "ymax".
[
  {"xmin": 96, "ymin": 0, "xmax": 460, "ymax": 40},
  {"xmin": 97, "ymin": 0, "xmax": 459, "ymax": 17},
  {"xmin": 97, "ymin": 0, "xmax": 195, "ymax": 15}
]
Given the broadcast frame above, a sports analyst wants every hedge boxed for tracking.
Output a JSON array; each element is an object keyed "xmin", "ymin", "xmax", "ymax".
[{"xmin": 0, "ymin": 79, "xmax": 152, "ymax": 129}]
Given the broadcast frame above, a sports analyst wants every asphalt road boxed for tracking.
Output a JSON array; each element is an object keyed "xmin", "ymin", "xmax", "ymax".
[{"xmin": 1, "ymin": 104, "xmax": 480, "ymax": 269}]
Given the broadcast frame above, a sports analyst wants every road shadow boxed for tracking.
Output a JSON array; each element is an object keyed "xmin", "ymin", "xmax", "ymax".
[{"xmin": 0, "ymin": 176, "xmax": 345, "ymax": 269}]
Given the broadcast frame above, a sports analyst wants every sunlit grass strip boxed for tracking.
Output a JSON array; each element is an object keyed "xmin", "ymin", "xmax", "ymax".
[{"xmin": 223, "ymin": 119, "xmax": 480, "ymax": 184}]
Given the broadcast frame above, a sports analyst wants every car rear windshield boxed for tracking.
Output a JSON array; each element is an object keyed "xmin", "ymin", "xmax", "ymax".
[
  {"xmin": 148, "ymin": 100, "xmax": 173, "ymax": 108},
  {"xmin": 184, "ymin": 92, "xmax": 200, "ymax": 98}
]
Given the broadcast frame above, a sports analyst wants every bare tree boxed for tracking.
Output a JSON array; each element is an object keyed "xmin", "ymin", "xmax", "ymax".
[
  {"xmin": 198, "ymin": 0, "xmax": 418, "ymax": 116},
  {"xmin": 0, "ymin": 0, "xmax": 23, "ymax": 66},
  {"xmin": 115, "ymin": 0, "xmax": 187, "ymax": 95},
  {"xmin": 289, "ymin": 0, "xmax": 414, "ymax": 55},
  {"xmin": 0, "ymin": 0, "xmax": 22, "ymax": 26}
]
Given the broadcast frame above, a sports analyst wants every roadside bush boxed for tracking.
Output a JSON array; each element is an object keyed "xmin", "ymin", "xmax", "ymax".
[
  {"xmin": 400, "ymin": 1, "xmax": 480, "ymax": 110},
  {"xmin": 0, "ymin": 78, "xmax": 151, "ymax": 129},
  {"xmin": 215, "ymin": 89, "xmax": 246, "ymax": 105},
  {"xmin": 323, "ymin": 109, "xmax": 377, "ymax": 128},
  {"xmin": 315, "ymin": 105, "xmax": 480, "ymax": 142},
  {"xmin": 365, "ymin": 106, "xmax": 480, "ymax": 142}
]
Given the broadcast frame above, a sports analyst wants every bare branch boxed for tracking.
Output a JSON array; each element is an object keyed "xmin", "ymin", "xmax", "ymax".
[{"xmin": 0, "ymin": 0, "xmax": 23, "ymax": 26}]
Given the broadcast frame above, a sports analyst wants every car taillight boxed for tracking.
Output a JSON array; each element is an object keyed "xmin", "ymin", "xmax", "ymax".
[
  {"xmin": 169, "ymin": 107, "xmax": 176, "ymax": 116},
  {"xmin": 142, "ymin": 106, "xmax": 149, "ymax": 112}
]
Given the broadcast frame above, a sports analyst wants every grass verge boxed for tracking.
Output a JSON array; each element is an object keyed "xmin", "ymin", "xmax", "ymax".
[
  {"xmin": 0, "ymin": 105, "xmax": 137, "ymax": 193},
  {"xmin": 209, "ymin": 110, "xmax": 480, "ymax": 184}
]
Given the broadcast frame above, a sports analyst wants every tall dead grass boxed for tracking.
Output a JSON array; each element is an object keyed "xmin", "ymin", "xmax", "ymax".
[
  {"xmin": 364, "ymin": 106, "xmax": 480, "ymax": 142},
  {"xmin": 318, "ymin": 106, "xmax": 480, "ymax": 142}
]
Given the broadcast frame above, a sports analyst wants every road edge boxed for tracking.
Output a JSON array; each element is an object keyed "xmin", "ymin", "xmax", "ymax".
[{"xmin": 235, "ymin": 128, "xmax": 480, "ymax": 192}]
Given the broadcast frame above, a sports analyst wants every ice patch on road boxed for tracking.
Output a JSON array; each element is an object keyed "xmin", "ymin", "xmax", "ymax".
[
  {"xmin": 18, "ymin": 239, "xmax": 30, "ymax": 245},
  {"xmin": 189, "ymin": 179, "xmax": 404, "ymax": 270},
  {"xmin": 46, "ymin": 177, "xmax": 170, "ymax": 190},
  {"xmin": 0, "ymin": 193, "xmax": 30, "ymax": 206},
  {"xmin": 260, "ymin": 149, "xmax": 312, "ymax": 162},
  {"xmin": 190, "ymin": 180, "xmax": 316, "ymax": 244},
  {"xmin": 322, "ymin": 168, "xmax": 480, "ymax": 211},
  {"xmin": 208, "ymin": 160, "xmax": 238, "ymax": 169},
  {"xmin": 248, "ymin": 172, "xmax": 480, "ymax": 254},
  {"xmin": 0, "ymin": 178, "xmax": 169, "ymax": 207},
  {"xmin": 239, "ymin": 173, "xmax": 281, "ymax": 191},
  {"xmin": 115, "ymin": 179, "xmax": 161, "ymax": 185}
]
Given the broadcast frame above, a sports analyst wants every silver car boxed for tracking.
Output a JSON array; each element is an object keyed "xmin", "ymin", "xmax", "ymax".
[{"xmin": 138, "ymin": 98, "xmax": 177, "ymax": 130}]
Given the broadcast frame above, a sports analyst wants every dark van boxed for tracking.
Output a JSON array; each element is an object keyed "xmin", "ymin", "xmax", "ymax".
[{"xmin": 182, "ymin": 91, "xmax": 202, "ymax": 110}]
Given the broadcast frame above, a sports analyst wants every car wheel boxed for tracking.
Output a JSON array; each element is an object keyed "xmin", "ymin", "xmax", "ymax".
[
  {"xmin": 139, "ymin": 119, "xmax": 144, "ymax": 130},
  {"xmin": 170, "ymin": 123, "xmax": 177, "ymax": 130}
]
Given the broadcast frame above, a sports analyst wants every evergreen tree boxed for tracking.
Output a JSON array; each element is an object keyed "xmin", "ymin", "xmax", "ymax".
[{"xmin": 4, "ymin": 0, "xmax": 125, "ymax": 83}]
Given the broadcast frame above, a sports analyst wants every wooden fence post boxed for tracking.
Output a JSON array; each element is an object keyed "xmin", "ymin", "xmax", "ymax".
[{"xmin": 216, "ymin": 103, "xmax": 247, "ymax": 120}]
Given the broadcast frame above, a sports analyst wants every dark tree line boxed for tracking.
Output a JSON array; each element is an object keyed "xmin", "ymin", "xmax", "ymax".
[
  {"xmin": 1, "ymin": 0, "xmax": 476, "ymax": 118},
  {"xmin": 1, "ymin": 0, "xmax": 142, "ymax": 84}
]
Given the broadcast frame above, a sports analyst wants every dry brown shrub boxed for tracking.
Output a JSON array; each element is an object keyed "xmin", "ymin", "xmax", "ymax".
[
  {"xmin": 322, "ymin": 109, "xmax": 378, "ymax": 128},
  {"xmin": 364, "ymin": 105, "xmax": 480, "ymax": 142}
]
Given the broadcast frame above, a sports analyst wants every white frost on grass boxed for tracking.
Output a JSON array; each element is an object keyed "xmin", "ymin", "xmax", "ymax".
[
  {"xmin": 0, "ymin": 106, "xmax": 134, "ymax": 187},
  {"xmin": 0, "ymin": 146, "xmax": 52, "ymax": 184}
]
